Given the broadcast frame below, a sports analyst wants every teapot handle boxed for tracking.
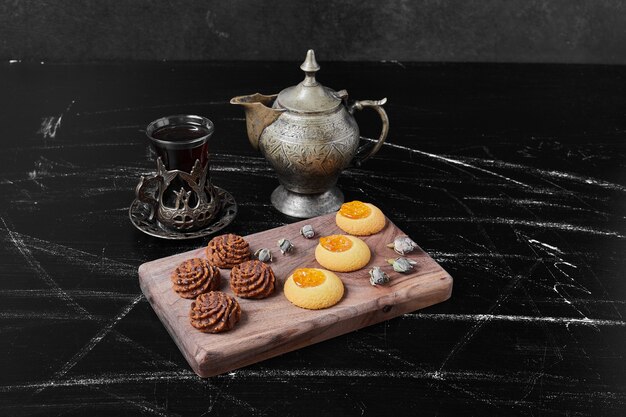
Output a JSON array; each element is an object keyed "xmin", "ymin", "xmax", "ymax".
[{"xmin": 349, "ymin": 98, "xmax": 389, "ymax": 167}]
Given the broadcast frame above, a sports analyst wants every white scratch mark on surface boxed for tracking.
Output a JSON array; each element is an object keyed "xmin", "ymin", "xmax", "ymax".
[
  {"xmin": 0, "ymin": 288, "xmax": 139, "ymax": 301},
  {"xmin": 361, "ymin": 137, "xmax": 532, "ymax": 188},
  {"xmin": 0, "ymin": 216, "xmax": 91, "ymax": 316},
  {"xmin": 406, "ymin": 216, "xmax": 624, "ymax": 238},
  {"xmin": 9, "ymin": 59, "xmax": 20, "ymax": 64},
  {"xmin": 37, "ymin": 101, "xmax": 75, "ymax": 139},
  {"xmin": 0, "ymin": 311, "xmax": 104, "ymax": 321},
  {"xmin": 34, "ymin": 295, "xmax": 144, "ymax": 394},
  {"xmin": 96, "ymin": 388, "xmax": 181, "ymax": 417},
  {"xmin": 556, "ymin": 260, "xmax": 578, "ymax": 270},
  {"xmin": 2, "ymin": 229, "xmax": 137, "ymax": 278},
  {"xmin": 0, "ymin": 224, "xmax": 141, "ymax": 390},
  {"xmin": 435, "ymin": 271, "xmax": 529, "ymax": 375},
  {"xmin": 350, "ymin": 340, "xmax": 417, "ymax": 368},
  {"xmin": 527, "ymin": 239, "xmax": 564, "ymax": 254},
  {"xmin": 428, "ymin": 251, "xmax": 585, "ymax": 263},
  {"xmin": 402, "ymin": 313, "xmax": 626, "ymax": 327},
  {"xmin": 459, "ymin": 156, "xmax": 626, "ymax": 193},
  {"xmin": 0, "ymin": 368, "xmax": 585, "ymax": 392},
  {"xmin": 462, "ymin": 196, "xmax": 612, "ymax": 218},
  {"xmin": 368, "ymin": 138, "xmax": 626, "ymax": 195},
  {"xmin": 522, "ymin": 234, "xmax": 592, "ymax": 314},
  {"xmin": 0, "ymin": 370, "xmax": 198, "ymax": 392},
  {"xmin": 38, "ymin": 116, "xmax": 63, "ymax": 139},
  {"xmin": 109, "ymin": 333, "xmax": 181, "ymax": 370}
]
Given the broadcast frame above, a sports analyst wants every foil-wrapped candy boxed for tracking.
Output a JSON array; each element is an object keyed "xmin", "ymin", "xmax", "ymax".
[
  {"xmin": 277, "ymin": 238, "xmax": 294, "ymax": 255},
  {"xmin": 387, "ymin": 257, "xmax": 417, "ymax": 273},
  {"xmin": 254, "ymin": 248, "xmax": 272, "ymax": 263},
  {"xmin": 386, "ymin": 236, "xmax": 419, "ymax": 255},
  {"xmin": 369, "ymin": 266, "xmax": 390, "ymax": 286},
  {"xmin": 300, "ymin": 224, "xmax": 315, "ymax": 239}
]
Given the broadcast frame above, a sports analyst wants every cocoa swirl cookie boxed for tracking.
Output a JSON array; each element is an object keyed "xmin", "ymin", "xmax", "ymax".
[
  {"xmin": 190, "ymin": 291, "xmax": 241, "ymax": 333},
  {"xmin": 171, "ymin": 258, "xmax": 221, "ymax": 299},
  {"xmin": 230, "ymin": 260, "xmax": 276, "ymax": 299},
  {"xmin": 205, "ymin": 234, "xmax": 251, "ymax": 268}
]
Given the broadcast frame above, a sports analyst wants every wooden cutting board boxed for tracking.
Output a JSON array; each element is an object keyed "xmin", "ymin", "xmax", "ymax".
[{"xmin": 138, "ymin": 213, "xmax": 453, "ymax": 377}]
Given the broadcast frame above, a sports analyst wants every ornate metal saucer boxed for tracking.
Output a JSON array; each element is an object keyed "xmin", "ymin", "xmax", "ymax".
[{"xmin": 129, "ymin": 187, "xmax": 237, "ymax": 240}]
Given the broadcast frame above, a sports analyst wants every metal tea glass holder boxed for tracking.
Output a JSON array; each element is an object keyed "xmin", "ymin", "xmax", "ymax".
[
  {"xmin": 140, "ymin": 156, "xmax": 221, "ymax": 230},
  {"xmin": 129, "ymin": 158, "xmax": 237, "ymax": 240},
  {"xmin": 129, "ymin": 115, "xmax": 237, "ymax": 240}
]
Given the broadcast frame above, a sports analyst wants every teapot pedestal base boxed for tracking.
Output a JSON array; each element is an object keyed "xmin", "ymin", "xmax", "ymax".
[{"xmin": 271, "ymin": 185, "xmax": 343, "ymax": 218}]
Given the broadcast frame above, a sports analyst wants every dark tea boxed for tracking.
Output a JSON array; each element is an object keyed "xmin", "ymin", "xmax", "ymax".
[
  {"xmin": 151, "ymin": 124, "xmax": 211, "ymax": 172},
  {"xmin": 139, "ymin": 114, "xmax": 222, "ymax": 231},
  {"xmin": 146, "ymin": 115, "xmax": 214, "ymax": 209},
  {"xmin": 146, "ymin": 115, "xmax": 214, "ymax": 173}
]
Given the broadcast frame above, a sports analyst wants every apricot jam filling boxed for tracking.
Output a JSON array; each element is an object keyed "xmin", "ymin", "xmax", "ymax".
[
  {"xmin": 339, "ymin": 201, "xmax": 371, "ymax": 219},
  {"xmin": 293, "ymin": 268, "xmax": 326, "ymax": 288},
  {"xmin": 320, "ymin": 235, "xmax": 353, "ymax": 252}
]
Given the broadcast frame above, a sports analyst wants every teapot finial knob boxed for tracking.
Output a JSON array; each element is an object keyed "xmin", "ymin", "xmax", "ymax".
[{"xmin": 300, "ymin": 49, "xmax": 320, "ymax": 87}]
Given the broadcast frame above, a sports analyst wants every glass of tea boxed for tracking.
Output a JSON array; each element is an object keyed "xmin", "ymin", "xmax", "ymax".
[
  {"xmin": 146, "ymin": 114, "xmax": 214, "ymax": 172},
  {"xmin": 137, "ymin": 115, "xmax": 221, "ymax": 232}
]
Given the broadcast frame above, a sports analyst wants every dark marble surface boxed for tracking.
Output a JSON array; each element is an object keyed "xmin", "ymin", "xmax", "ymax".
[{"xmin": 0, "ymin": 61, "xmax": 624, "ymax": 416}]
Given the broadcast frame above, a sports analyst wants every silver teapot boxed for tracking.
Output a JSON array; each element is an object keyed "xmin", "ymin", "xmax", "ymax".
[{"xmin": 231, "ymin": 50, "xmax": 388, "ymax": 218}]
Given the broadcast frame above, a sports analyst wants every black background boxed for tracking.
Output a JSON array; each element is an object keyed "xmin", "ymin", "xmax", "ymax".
[{"xmin": 2, "ymin": 0, "xmax": 626, "ymax": 64}]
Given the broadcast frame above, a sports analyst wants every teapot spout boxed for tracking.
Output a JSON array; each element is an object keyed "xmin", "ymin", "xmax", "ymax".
[{"xmin": 230, "ymin": 93, "xmax": 285, "ymax": 150}]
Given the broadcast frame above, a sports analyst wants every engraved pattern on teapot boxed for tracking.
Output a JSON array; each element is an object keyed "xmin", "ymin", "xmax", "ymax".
[{"xmin": 259, "ymin": 110, "xmax": 359, "ymax": 193}]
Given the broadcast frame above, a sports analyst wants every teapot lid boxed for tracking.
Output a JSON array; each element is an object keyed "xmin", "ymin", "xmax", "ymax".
[{"xmin": 276, "ymin": 50, "xmax": 343, "ymax": 113}]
